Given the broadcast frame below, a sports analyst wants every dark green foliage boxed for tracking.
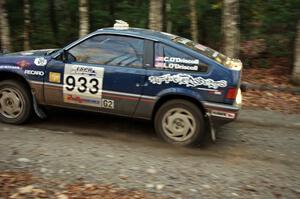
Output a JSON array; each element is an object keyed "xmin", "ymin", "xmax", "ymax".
[{"xmin": 3, "ymin": 0, "xmax": 300, "ymax": 67}]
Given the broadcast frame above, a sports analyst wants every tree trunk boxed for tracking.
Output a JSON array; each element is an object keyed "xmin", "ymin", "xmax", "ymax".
[
  {"xmin": 189, "ymin": 0, "xmax": 198, "ymax": 43},
  {"xmin": 149, "ymin": 0, "xmax": 163, "ymax": 31},
  {"xmin": 49, "ymin": 0, "xmax": 59, "ymax": 45},
  {"xmin": 23, "ymin": 0, "xmax": 31, "ymax": 50},
  {"xmin": 165, "ymin": 0, "xmax": 172, "ymax": 33},
  {"xmin": 109, "ymin": 0, "xmax": 115, "ymax": 25},
  {"xmin": 79, "ymin": 0, "xmax": 89, "ymax": 38},
  {"xmin": 0, "ymin": 0, "xmax": 12, "ymax": 52},
  {"xmin": 292, "ymin": 20, "xmax": 300, "ymax": 85},
  {"xmin": 222, "ymin": 0, "xmax": 240, "ymax": 58}
]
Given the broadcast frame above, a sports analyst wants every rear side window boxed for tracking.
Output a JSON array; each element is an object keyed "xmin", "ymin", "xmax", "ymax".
[
  {"xmin": 68, "ymin": 35, "xmax": 144, "ymax": 68},
  {"xmin": 154, "ymin": 43, "xmax": 208, "ymax": 72}
]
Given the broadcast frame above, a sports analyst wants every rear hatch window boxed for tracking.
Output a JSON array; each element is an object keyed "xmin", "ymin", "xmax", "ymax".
[{"xmin": 172, "ymin": 36, "xmax": 242, "ymax": 71}]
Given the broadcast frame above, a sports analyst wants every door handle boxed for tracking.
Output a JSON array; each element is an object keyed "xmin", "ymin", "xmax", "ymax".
[{"xmin": 136, "ymin": 83, "xmax": 148, "ymax": 87}]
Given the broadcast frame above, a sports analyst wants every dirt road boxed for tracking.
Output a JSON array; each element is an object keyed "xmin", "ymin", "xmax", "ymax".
[{"xmin": 0, "ymin": 109, "xmax": 299, "ymax": 199}]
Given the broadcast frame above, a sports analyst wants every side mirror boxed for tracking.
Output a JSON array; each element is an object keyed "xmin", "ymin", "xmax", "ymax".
[
  {"xmin": 61, "ymin": 49, "xmax": 76, "ymax": 63},
  {"xmin": 62, "ymin": 49, "xmax": 68, "ymax": 63}
]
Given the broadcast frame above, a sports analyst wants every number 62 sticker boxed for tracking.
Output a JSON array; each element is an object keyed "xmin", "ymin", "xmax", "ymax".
[{"xmin": 102, "ymin": 99, "xmax": 114, "ymax": 109}]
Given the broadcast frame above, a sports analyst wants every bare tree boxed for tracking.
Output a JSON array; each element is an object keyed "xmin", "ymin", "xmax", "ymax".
[
  {"xmin": 189, "ymin": 0, "xmax": 198, "ymax": 43},
  {"xmin": 79, "ymin": 0, "xmax": 89, "ymax": 38},
  {"xmin": 49, "ymin": 0, "xmax": 59, "ymax": 45},
  {"xmin": 165, "ymin": 0, "xmax": 172, "ymax": 33},
  {"xmin": 292, "ymin": 20, "xmax": 300, "ymax": 85},
  {"xmin": 149, "ymin": 0, "xmax": 163, "ymax": 31},
  {"xmin": 222, "ymin": 0, "xmax": 240, "ymax": 58},
  {"xmin": 0, "ymin": 0, "xmax": 11, "ymax": 52},
  {"xmin": 23, "ymin": 0, "xmax": 31, "ymax": 50}
]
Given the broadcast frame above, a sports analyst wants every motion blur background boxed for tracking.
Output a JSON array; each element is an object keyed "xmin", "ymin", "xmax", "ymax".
[{"xmin": 0, "ymin": 0, "xmax": 300, "ymax": 84}]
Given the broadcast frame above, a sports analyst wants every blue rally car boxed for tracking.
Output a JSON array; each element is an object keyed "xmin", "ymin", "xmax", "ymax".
[{"xmin": 0, "ymin": 21, "xmax": 242, "ymax": 146}]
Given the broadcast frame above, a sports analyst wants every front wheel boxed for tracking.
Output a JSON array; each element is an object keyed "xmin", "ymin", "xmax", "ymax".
[
  {"xmin": 154, "ymin": 100, "xmax": 205, "ymax": 146},
  {"xmin": 0, "ymin": 80, "xmax": 32, "ymax": 124}
]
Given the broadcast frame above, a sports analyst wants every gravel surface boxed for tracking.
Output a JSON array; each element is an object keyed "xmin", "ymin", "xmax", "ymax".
[{"xmin": 0, "ymin": 108, "xmax": 299, "ymax": 199}]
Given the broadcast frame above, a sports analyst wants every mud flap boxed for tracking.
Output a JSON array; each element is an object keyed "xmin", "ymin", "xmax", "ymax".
[
  {"xmin": 206, "ymin": 112, "xmax": 216, "ymax": 142},
  {"xmin": 32, "ymin": 93, "xmax": 47, "ymax": 119}
]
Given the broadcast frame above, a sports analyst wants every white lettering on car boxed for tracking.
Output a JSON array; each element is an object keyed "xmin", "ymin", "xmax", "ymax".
[
  {"xmin": 148, "ymin": 74, "xmax": 227, "ymax": 89},
  {"xmin": 211, "ymin": 110, "xmax": 235, "ymax": 119},
  {"xmin": 24, "ymin": 70, "xmax": 45, "ymax": 76},
  {"xmin": 0, "ymin": 65, "xmax": 20, "ymax": 70},
  {"xmin": 155, "ymin": 56, "xmax": 200, "ymax": 71}
]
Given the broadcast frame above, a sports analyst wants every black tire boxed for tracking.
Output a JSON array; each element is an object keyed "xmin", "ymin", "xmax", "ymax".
[
  {"xmin": 0, "ymin": 80, "xmax": 32, "ymax": 124},
  {"xmin": 154, "ymin": 99, "xmax": 205, "ymax": 146}
]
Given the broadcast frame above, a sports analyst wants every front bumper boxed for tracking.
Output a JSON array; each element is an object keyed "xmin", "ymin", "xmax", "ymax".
[{"xmin": 202, "ymin": 101, "xmax": 241, "ymax": 127}]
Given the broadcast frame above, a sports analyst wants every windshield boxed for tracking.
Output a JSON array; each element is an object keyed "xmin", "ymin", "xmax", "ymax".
[{"xmin": 173, "ymin": 37, "xmax": 229, "ymax": 66}]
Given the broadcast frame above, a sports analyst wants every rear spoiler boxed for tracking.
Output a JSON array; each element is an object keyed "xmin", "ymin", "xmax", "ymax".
[{"xmin": 224, "ymin": 58, "xmax": 243, "ymax": 71}]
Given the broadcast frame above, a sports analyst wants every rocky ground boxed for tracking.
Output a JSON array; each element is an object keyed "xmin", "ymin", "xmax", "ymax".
[{"xmin": 0, "ymin": 108, "xmax": 299, "ymax": 199}]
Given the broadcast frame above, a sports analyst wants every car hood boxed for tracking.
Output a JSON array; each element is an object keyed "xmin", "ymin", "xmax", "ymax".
[
  {"xmin": 3, "ymin": 49, "xmax": 58, "ymax": 57},
  {"xmin": 0, "ymin": 49, "xmax": 56, "ymax": 68}
]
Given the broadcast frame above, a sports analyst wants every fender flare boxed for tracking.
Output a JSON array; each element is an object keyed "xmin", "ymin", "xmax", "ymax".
[
  {"xmin": 0, "ymin": 69, "xmax": 47, "ymax": 119},
  {"xmin": 152, "ymin": 87, "xmax": 206, "ymax": 119}
]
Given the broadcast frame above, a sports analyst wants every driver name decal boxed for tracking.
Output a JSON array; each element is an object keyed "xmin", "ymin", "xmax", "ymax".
[
  {"xmin": 63, "ymin": 64, "xmax": 104, "ymax": 107},
  {"xmin": 155, "ymin": 56, "xmax": 200, "ymax": 71},
  {"xmin": 148, "ymin": 74, "xmax": 227, "ymax": 89}
]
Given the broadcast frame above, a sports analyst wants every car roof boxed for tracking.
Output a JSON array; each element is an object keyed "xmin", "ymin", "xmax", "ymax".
[{"xmin": 96, "ymin": 27, "xmax": 175, "ymax": 42}]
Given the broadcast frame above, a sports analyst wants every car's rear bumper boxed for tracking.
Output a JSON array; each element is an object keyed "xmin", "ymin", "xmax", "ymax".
[{"xmin": 202, "ymin": 101, "xmax": 241, "ymax": 127}]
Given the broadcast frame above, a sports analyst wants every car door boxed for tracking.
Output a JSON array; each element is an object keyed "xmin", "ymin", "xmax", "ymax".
[
  {"xmin": 44, "ymin": 34, "xmax": 147, "ymax": 116},
  {"xmin": 136, "ymin": 42, "xmax": 211, "ymax": 119}
]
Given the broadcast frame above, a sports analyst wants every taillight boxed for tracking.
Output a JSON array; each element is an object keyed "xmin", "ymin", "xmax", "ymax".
[{"xmin": 226, "ymin": 88, "xmax": 238, "ymax": 100}]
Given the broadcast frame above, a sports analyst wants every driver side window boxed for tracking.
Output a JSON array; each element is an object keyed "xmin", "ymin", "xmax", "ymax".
[{"xmin": 68, "ymin": 35, "xmax": 144, "ymax": 68}]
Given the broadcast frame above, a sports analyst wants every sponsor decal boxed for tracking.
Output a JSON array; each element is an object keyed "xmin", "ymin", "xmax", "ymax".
[
  {"xmin": 148, "ymin": 74, "xmax": 227, "ymax": 89},
  {"xmin": 17, "ymin": 60, "xmax": 30, "ymax": 68},
  {"xmin": 70, "ymin": 65, "xmax": 96, "ymax": 76},
  {"xmin": 34, "ymin": 57, "xmax": 47, "ymax": 66},
  {"xmin": 155, "ymin": 56, "xmax": 200, "ymax": 71},
  {"xmin": 195, "ymin": 44, "xmax": 207, "ymax": 51},
  {"xmin": 208, "ymin": 90, "xmax": 223, "ymax": 95},
  {"xmin": 24, "ymin": 70, "xmax": 44, "ymax": 76},
  {"xmin": 65, "ymin": 94, "xmax": 101, "ymax": 105},
  {"xmin": 212, "ymin": 51, "xmax": 219, "ymax": 58},
  {"xmin": 102, "ymin": 99, "xmax": 114, "ymax": 109},
  {"xmin": 63, "ymin": 64, "xmax": 104, "ymax": 107},
  {"xmin": 156, "ymin": 57, "xmax": 200, "ymax": 65},
  {"xmin": 211, "ymin": 110, "xmax": 235, "ymax": 119},
  {"xmin": 49, "ymin": 72, "xmax": 61, "ymax": 83},
  {"xmin": 0, "ymin": 65, "xmax": 20, "ymax": 70}
]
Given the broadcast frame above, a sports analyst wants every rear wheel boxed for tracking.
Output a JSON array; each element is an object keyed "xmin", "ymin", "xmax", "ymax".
[
  {"xmin": 154, "ymin": 100, "xmax": 205, "ymax": 146},
  {"xmin": 0, "ymin": 80, "xmax": 32, "ymax": 124}
]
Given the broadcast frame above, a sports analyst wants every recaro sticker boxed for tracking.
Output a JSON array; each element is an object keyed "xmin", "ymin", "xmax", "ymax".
[
  {"xmin": 148, "ymin": 73, "xmax": 227, "ymax": 89},
  {"xmin": 63, "ymin": 64, "xmax": 104, "ymax": 107},
  {"xmin": 24, "ymin": 70, "xmax": 44, "ymax": 76}
]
